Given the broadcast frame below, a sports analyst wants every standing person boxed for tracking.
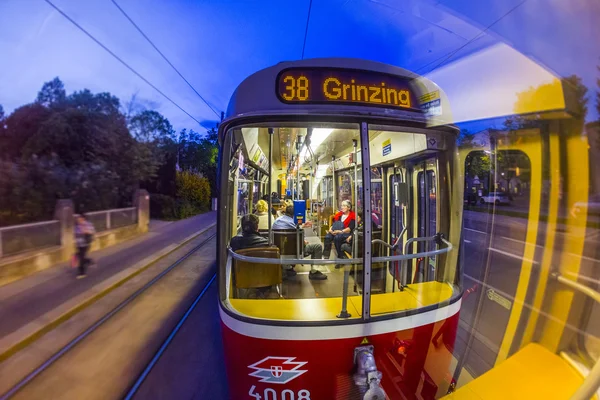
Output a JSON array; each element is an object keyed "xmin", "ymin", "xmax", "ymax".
[
  {"xmin": 323, "ymin": 200, "xmax": 356, "ymax": 259},
  {"xmin": 74, "ymin": 214, "xmax": 95, "ymax": 279}
]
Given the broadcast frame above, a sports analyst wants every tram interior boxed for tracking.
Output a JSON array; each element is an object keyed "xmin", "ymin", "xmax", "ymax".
[{"xmin": 223, "ymin": 123, "xmax": 460, "ymax": 321}]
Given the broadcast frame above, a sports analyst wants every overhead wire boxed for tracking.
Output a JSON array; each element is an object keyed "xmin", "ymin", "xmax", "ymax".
[
  {"xmin": 110, "ymin": 0, "xmax": 221, "ymax": 118},
  {"xmin": 415, "ymin": 0, "xmax": 528, "ymax": 75},
  {"xmin": 43, "ymin": 0, "xmax": 204, "ymax": 126},
  {"xmin": 301, "ymin": 0, "xmax": 313, "ymax": 60}
]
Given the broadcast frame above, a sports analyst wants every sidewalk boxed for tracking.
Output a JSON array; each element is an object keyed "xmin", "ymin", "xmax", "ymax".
[{"xmin": 0, "ymin": 212, "xmax": 216, "ymax": 341}]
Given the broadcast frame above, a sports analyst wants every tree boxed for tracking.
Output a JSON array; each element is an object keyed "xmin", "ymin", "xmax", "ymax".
[
  {"xmin": 506, "ymin": 74, "xmax": 588, "ymax": 133},
  {"xmin": 0, "ymin": 79, "xmax": 168, "ymax": 223},
  {"xmin": 129, "ymin": 110, "xmax": 175, "ymax": 144},
  {"xmin": 128, "ymin": 110, "xmax": 177, "ymax": 197},
  {"xmin": 0, "ymin": 103, "xmax": 51, "ymax": 160},
  {"xmin": 36, "ymin": 77, "xmax": 66, "ymax": 107},
  {"xmin": 68, "ymin": 89, "xmax": 121, "ymax": 116},
  {"xmin": 0, "ymin": 104, "xmax": 4, "ymax": 120},
  {"xmin": 465, "ymin": 151, "xmax": 491, "ymax": 181},
  {"xmin": 176, "ymin": 127, "xmax": 218, "ymax": 196},
  {"xmin": 0, "ymin": 77, "xmax": 215, "ymax": 223}
]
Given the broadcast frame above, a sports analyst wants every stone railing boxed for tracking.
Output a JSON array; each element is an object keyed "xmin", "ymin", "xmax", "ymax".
[{"xmin": 0, "ymin": 190, "xmax": 150, "ymax": 287}]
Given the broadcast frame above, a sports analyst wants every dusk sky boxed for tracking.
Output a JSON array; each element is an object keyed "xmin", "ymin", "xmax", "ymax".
[{"xmin": 1, "ymin": 0, "xmax": 598, "ymax": 133}]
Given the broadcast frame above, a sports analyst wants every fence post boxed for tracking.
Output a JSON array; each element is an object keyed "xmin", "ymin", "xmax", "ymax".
[
  {"xmin": 134, "ymin": 189, "xmax": 150, "ymax": 233},
  {"xmin": 54, "ymin": 199, "xmax": 75, "ymax": 261},
  {"xmin": 0, "ymin": 231, "xmax": 3, "ymax": 258},
  {"xmin": 106, "ymin": 211, "xmax": 111, "ymax": 230}
]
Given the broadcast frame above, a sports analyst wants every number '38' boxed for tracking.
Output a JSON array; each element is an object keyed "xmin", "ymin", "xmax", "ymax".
[{"xmin": 281, "ymin": 76, "xmax": 309, "ymax": 101}]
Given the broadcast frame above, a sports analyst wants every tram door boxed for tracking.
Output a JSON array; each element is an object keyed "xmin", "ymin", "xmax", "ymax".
[
  {"xmin": 389, "ymin": 170, "xmax": 406, "ymax": 285},
  {"xmin": 413, "ymin": 158, "xmax": 438, "ymax": 283}
]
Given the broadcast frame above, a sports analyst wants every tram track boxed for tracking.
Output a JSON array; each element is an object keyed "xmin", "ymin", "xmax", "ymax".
[
  {"xmin": 124, "ymin": 274, "xmax": 223, "ymax": 400},
  {"xmin": 0, "ymin": 230, "xmax": 217, "ymax": 400}
]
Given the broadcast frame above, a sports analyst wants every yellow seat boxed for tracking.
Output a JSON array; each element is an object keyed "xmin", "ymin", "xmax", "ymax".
[
  {"xmin": 444, "ymin": 343, "xmax": 588, "ymax": 400},
  {"xmin": 233, "ymin": 246, "xmax": 281, "ymax": 296}
]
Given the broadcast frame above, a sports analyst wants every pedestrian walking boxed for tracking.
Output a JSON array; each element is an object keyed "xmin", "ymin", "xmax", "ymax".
[{"xmin": 74, "ymin": 214, "xmax": 95, "ymax": 279}]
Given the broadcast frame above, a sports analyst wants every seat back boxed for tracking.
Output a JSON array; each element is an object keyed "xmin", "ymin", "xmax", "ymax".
[
  {"xmin": 355, "ymin": 230, "xmax": 383, "ymax": 258},
  {"xmin": 233, "ymin": 246, "xmax": 281, "ymax": 289},
  {"xmin": 272, "ymin": 229, "xmax": 304, "ymax": 257}
]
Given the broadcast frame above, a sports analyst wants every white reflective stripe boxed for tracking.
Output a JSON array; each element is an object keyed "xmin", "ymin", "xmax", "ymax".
[{"xmin": 219, "ymin": 299, "xmax": 461, "ymax": 340}]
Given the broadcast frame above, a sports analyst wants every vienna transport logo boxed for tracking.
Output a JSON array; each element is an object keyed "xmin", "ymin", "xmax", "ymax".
[{"xmin": 248, "ymin": 357, "xmax": 308, "ymax": 384}]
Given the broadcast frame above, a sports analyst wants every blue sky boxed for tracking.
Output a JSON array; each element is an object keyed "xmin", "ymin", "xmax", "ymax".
[{"xmin": 0, "ymin": 0, "xmax": 598, "ymax": 133}]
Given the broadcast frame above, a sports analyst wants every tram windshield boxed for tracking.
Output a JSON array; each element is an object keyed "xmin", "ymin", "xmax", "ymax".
[{"xmin": 219, "ymin": 121, "xmax": 461, "ymax": 322}]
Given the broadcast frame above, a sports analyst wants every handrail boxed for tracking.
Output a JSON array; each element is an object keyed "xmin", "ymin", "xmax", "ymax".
[
  {"xmin": 228, "ymin": 248, "xmax": 362, "ymax": 265},
  {"xmin": 83, "ymin": 207, "xmax": 136, "ymax": 216},
  {"xmin": 372, "ymin": 240, "xmax": 452, "ymax": 263},
  {"xmin": 372, "ymin": 239, "xmax": 396, "ymax": 251},
  {"xmin": 0, "ymin": 220, "xmax": 59, "ymax": 232},
  {"xmin": 227, "ymin": 236, "xmax": 453, "ymax": 265},
  {"xmin": 553, "ymin": 273, "xmax": 600, "ymax": 400}
]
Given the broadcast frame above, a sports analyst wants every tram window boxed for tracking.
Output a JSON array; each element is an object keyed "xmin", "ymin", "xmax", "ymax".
[
  {"xmin": 220, "ymin": 121, "xmax": 461, "ymax": 322},
  {"xmin": 220, "ymin": 122, "xmax": 376, "ymax": 321},
  {"xmin": 584, "ymin": 303, "xmax": 600, "ymax": 361},
  {"xmin": 366, "ymin": 124, "xmax": 460, "ymax": 316},
  {"xmin": 460, "ymin": 144, "xmax": 535, "ymax": 378}
]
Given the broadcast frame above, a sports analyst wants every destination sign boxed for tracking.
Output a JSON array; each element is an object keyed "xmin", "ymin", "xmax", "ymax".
[{"xmin": 276, "ymin": 68, "xmax": 418, "ymax": 111}]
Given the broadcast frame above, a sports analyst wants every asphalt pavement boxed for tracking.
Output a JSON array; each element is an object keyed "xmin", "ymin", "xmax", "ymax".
[{"xmin": 0, "ymin": 212, "xmax": 216, "ymax": 339}]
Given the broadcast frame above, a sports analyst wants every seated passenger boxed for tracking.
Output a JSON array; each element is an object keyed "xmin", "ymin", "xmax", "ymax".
[
  {"xmin": 272, "ymin": 205, "xmax": 297, "ymax": 230},
  {"xmin": 230, "ymin": 214, "xmax": 269, "ymax": 251},
  {"xmin": 273, "ymin": 206, "xmax": 326, "ymax": 280},
  {"xmin": 323, "ymin": 200, "xmax": 356, "ymax": 259},
  {"xmin": 263, "ymin": 193, "xmax": 280, "ymax": 218},
  {"xmin": 255, "ymin": 199, "xmax": 270, "ymax": 230}
]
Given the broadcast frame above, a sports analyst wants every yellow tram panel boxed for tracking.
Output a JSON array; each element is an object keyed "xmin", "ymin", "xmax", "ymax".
[{"xmin": 444, "ymin": 343, "xmax": 593, "ymax": 400}]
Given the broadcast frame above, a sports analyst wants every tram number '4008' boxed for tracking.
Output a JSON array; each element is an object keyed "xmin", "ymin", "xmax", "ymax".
[{"xmin": 249, "ymin": 385, "xmax": 311, "ymax": 400}]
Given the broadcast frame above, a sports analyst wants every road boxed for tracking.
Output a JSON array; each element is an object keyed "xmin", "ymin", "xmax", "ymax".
[
  {"xmin": 5, "ymin": 236, "xmax": 225, "ymax": 400},
  {"xmin": 457, "ymin": 211, "xmax": 600, "ymax": 377},
  {"xmin": 0, "ymin": 212, "xmax": 216, "ymax": 339}
]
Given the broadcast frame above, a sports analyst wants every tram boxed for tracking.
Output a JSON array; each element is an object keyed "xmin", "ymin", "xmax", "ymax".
[
  {"xmin": 217, "ymin": 58, "xmax": 463, "ymax": 399},
  {"xmin": 217, "ymin": 57, "xmax": 600, "ymax": 399}
]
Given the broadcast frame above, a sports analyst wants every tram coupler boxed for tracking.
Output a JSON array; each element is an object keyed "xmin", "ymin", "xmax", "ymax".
[{"xmin": 353, "ymin": 345, "xmax": 388, "ymax": 400}]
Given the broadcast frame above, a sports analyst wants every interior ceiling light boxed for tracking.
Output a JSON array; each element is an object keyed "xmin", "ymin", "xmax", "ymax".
[{"xmin": 300, "ymin": 128, "xmax": 334, "ymax": 164}]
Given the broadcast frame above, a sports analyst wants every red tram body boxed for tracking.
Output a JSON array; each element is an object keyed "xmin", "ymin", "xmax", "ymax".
[
  {"xmin": 221, "ymin": 306, "xmax": 461, "ymax": 399},
  {"xmin": 217, "ymin": 58, "xmax": 464, "ymax": 399}
]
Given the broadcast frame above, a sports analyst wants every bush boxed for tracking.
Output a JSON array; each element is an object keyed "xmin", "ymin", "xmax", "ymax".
[
  {"xmin": 149, "ymin": 172, "xmax": 210, "ymax": 221},
  {"xmin": 149, "ymin": 193, "xmax": 177, "ymax": 219},
  {"xmin": 176, "ymin": 199, "xmax": 197, "ymax": 219},
  {"xmin": 176, "ymin": 171, "xmax": 210, "ymax": 212}
]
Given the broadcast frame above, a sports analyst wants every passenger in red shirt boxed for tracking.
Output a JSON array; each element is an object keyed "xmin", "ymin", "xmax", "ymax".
[{"xmin": 323, "ymin": 200, "xmax": 356, "ymax": 260}]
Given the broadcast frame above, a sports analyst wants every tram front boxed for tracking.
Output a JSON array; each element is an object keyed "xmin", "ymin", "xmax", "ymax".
[{"xmin": 217, "ymin": 58, "xmax": 463, "ymax": 400}]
